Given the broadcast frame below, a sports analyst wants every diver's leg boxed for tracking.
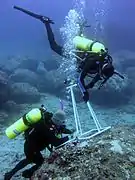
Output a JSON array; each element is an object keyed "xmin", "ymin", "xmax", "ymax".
[
  {"xmin": 42, "ymin": 20, "xmax": 64, "ymax": 56},
  {"xmin": 13, "ymin": 6, "xmax": 63, "ymax": 56},
  {"xmin": 4, "ymin": 141, "xmax": 33, "ymax": 180},
  {"xmin": 4, "ymin": 159, "xmax": 30, "ymax": 180},
  {"xmin": 22, "ymin": 151, "xmax": 44, "ymax": 178}
]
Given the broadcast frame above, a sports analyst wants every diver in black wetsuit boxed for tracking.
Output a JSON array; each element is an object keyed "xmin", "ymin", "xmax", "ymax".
[
  {"xmin": 4, "ymin": 107, "xmax": 73, "ymax": 180},
  {"xmin": 13, "ymin": 6, "xmax": 124, "ymax": 102}
]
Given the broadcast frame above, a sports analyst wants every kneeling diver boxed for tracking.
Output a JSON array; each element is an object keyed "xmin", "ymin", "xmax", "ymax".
[
  {"xmin": 13, "ymin": 6, "xmax": 124, "ymax": 102},
  {"xmin": 4, "ymin": 105, "xmax": 74, "ymax": 179}
]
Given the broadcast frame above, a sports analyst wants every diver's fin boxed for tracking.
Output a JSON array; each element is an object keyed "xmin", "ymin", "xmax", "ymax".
[
  {"xmin": 13, "ymin": 6, "xmax": 42, "ymax": 19},
  {"xmin": 13, "ymin": 6, "xmax": 54, "ymax": 24},
  {"xmin": 114, "ymin": 71, "xmax": 124, "ymax": 80}
]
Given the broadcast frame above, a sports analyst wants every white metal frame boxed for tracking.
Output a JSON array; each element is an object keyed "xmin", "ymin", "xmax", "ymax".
[
  {"xmin": 55, "ymin": 83, "xmax": 111, "ymax": 149},
  {"xmin": 67, "ymin": 83, "xmax": 111, "ymax": 140}
]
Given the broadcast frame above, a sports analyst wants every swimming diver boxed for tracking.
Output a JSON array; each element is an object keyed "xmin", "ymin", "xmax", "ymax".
[
  {"xmin": 13, "ymin": 6, "xmax": 124, "ymax": 103},
  {"xmin": 4, "ymin": 106, "xmax": 74, "ymax": 180}
]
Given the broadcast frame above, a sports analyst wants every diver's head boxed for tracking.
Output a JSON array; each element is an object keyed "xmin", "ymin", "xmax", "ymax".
[
  {"xmin": 102, "ymin": 63, "xmax": 114, "ymax": 79},
  {"xmin": 52, "ymin": 110, "xmax": 66, "ymax": 126}
]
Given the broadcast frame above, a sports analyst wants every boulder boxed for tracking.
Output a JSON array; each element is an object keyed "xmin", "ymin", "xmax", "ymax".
[
  {"xmin": 37, "ymin": 62, "xmax": 48, "ymax": 76},
  {"xmin": 0, "ymin": 111, "xmax": 8, "ymax": 123},
  {"xmin": 37, "ymin": 70, "xmax": 66, "ymax": 96},
  {"xmin": 126, "ymin": 67, "xmax": 135, "ymax": 79},
  {"xmin": 0, "ymin": 71, "xmax": 10, "ymax": 106},
  {"xmin": 0, "ymin": 86, "xmax": 10, "ymax": 106},
  {"xmin": 18, "ymin": 57, "xmax": 39, "ymax": 72},
  {"xmin": 9, "ymin": 68, "xmax": 38, "ymax": 86},
  {"xmin": 1, "ymin": 56, "xmax": 39, "ymax": 75},
  {"xmin": 0, "ymin": 56, "xmax": 22, "ymax": 74},
  {"xmin": 11, "ymin": 82, "xmax": 41, "ymax": 104},
  {"xmin": 0, "ymin": 70, "xmax": 9, "ymax": 85},
  {"xmin": 113, "ymin": 50, "xmax": 135, "ymax": 72},
  {"xmin": 42, "ymin": 58, "xmax": 59, "ymax": 71},
  {"xmin": 2, "ymin": 101, "xmax": 20, "ymax": 113}
]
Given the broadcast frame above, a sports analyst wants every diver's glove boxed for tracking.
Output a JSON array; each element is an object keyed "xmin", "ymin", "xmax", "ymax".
[
  {"xmin": 98, "ymin": 78, "xmax": 108, "ymax": 90},
  {"xmin": 40, "ymin": 16, "xmax": 54, "ymax": 24},
  {"xmin": 70, "ymin": 128, "xmax": 76, "ymax": 134},
  {"xmin": 70, "ymin": 129, "xmax": 78, "ymax": 139},
  {"xmin": 83, "ymin": 91, "xmax": 89, "ymax": 103}
]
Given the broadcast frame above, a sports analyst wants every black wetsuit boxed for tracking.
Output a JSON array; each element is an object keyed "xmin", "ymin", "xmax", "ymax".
[
  {"xmin": 43, "ymin": 22, "xmax": 112, "ymax": 100},
  {"xmin": 4, "ymin": 111, "xmax": 72, "ymax": 180},
  {"xmin": 13, "ymin": 6, "xmax": 124, "ymax": 102}
]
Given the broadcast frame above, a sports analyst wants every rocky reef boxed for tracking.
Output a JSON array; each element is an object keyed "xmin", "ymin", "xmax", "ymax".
[
  {"xmin": 30, "ymin": 125, "xmax": 135, "ymax": 180},
  {"xmin": 1, "ymin": 119, "xmax": 135, "ymax": 180},
  {"xmin": 1, "ymin": 93, "xmax": 135, "ymax": 179},
  {"xmin": 0, "ymin": 50, "xmax": 135, "ymax": 125}
]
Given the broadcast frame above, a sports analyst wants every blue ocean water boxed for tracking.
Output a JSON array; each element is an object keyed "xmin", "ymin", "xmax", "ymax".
[
  {"xmin": 0, "ymin": 0, "xmax": 73, "ymax": 59},
  {"xmin": 0, "ymin": 0, "xmax": 135, "ymax": 60},
  {"xmin": 1, "ymin": 1, "xmax": 135, "ymax": 179}
]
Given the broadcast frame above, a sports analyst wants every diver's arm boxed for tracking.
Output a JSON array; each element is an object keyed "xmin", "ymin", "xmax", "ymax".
[
  {"xmin": 97, "ymin": 71, "xmax": 124, "ymax": 89},
  {"xmin": 44, "ymin": 22, "xmax": 65, "ymax": 57},
  {"xmin": 61, "ymin": 127, "xmax": 73, "ymax": 134},
  {"xmin": 85, "ymin": 74, "xmax": 101, "ymax": 89},
  {"xmin": 98, "ymin": 78, "xmax": 108, "ymax": 90},
  {"xmin": 48, "ymin": 130, "xmax": 69, "ymax": 147}
]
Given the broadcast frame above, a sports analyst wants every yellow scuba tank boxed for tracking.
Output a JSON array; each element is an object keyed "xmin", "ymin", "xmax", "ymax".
[
  {"xmin": 5, "ymin": 108, "xmax": 42, "ymax": 139},
  {"xmin": 73, "ymin": 36, "xmax": 105, "ymax": 53}
]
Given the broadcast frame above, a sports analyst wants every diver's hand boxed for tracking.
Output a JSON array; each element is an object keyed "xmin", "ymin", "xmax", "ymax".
[
  {"xmin": 71, "ymin": 128, "xmax": 76, "ymax": 134},
  {"xmin": 70, "ymin": 130, "xmax": 78, "ymax": 139},
  {"xmin": 69, "ymin": 129, "xmax": 76, "ymax": 138},
  {"xmin": 83, "ymin": 91, "xmax": 89, "ymax": 103}
]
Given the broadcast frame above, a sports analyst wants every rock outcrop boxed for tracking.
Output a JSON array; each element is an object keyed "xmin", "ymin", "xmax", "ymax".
[
  {"xmin": 10, "ymin": 82, "xmax": 41, "ymax": 104},
  {"xmin": 32, "ymin": 125, "xmax": 135, "ymax": 180}
]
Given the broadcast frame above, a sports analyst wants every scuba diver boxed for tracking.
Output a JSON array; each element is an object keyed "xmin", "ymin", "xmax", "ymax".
[
  {"xmin": 13, "ymin": 6, "xmax": 124, "ymax": 102},
  {"xmin": 4, "ymin": 105, "xmax": 74, "ymax": 180}
]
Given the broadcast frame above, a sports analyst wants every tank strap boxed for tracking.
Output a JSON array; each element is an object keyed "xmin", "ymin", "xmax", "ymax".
[
  {"xmin": 89, "ymin": 41, "xmax": 97, "ymax": 51},
  {"xmin": 23, "ymin": 114, "xmax": 32, "ymax": 127}
]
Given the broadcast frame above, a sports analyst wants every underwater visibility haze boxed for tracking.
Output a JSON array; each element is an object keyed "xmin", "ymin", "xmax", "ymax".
[
  {"xmin": 1, "ymin": 0, "xmax": 135, "ymax": 179},
  {"xmin": 0, "ymin": 0, "xmax": 135, "ymax": 58}
]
